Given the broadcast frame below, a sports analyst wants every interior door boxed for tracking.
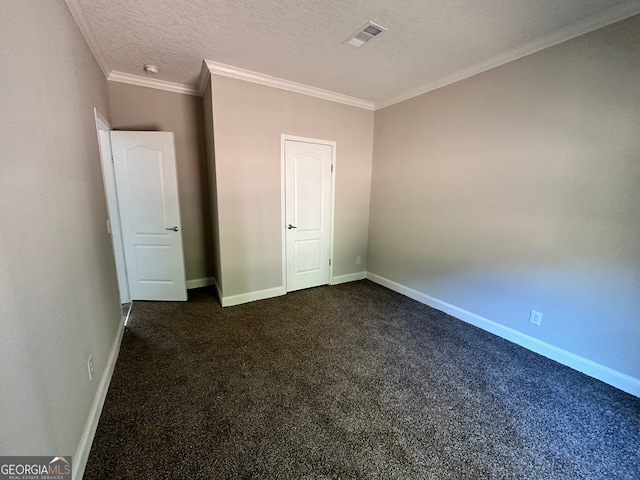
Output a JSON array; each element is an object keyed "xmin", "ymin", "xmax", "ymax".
[
  {"xmin": 110, "ymin": 131, "xmax": 187, "ymax": 301},
  {"xmin": 285, "ymin": 139, "xmax": 333, "ymax": 292}
]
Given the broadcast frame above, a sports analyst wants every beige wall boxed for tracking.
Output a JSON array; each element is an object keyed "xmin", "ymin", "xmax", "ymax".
[
  {"xmin": 210, "ymin": 75, "xmax": 374, "ymax": 298},
  {"xmin": 369, "ymin": 16, "xmax": 640, "ymax": 378},
  {"xmin": 0, "ymin": 0, "xmax": 121, "ymax": 466},
  {"xmin": 107, "ymin": 82, "xmax": 212, "ymax": 282},
  {"xmin": 202, "ymin": 79, "xmax": 222, "ymax": 291}
]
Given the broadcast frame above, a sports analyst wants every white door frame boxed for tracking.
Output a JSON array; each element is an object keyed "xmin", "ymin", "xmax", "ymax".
[
  {"xmin": 280, "ymin": 134, "xmax": 336, "ymax": 291},
  {"xmin": 94, "ymin": 108, "xmax": 130, "ymax": 303}
]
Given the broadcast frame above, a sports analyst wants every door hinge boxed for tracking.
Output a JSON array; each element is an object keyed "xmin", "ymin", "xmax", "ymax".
[
  {"xmin": 329, "ymin": 259, "xmax": 331, "ymax": 266},
  {"xmin": 331, "ymin": 164, "xmax": 334, "ymax": 173}
]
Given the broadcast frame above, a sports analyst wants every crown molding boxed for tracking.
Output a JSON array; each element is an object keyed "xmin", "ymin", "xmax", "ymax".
[
  {"xmin": 375, "ymin": 1, "xmax": 640, "ymax": 110},
  {"xmin": 107, "ymin": 71, "xmax": 200, "ymax": 96},
  {"xmin": 204, "ymin": 60, "xmax": 375, "ymax": 111},
  {"xmin": 64, "ymin": 0, "xmax": 111, "ymax": 78}
]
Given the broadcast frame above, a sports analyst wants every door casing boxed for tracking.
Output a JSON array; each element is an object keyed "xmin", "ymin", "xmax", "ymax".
[
  {"xmin": 281, "ymin": 134, "xmax": 336, "ymax": 292},
  {"xmin": 94, "ymin": 108, "xmax": 130, "ymax": 303}
]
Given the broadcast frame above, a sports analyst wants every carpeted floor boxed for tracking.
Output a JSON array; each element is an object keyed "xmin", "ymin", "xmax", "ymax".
[{"xmin": 84, "ymin": 280, "xmax": 640, "ymax": 479}]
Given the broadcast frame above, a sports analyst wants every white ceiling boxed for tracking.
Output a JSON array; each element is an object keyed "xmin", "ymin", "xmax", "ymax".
[{"xmin": 66, "ymin": 0, "xmax": 640, "ymax": 108}]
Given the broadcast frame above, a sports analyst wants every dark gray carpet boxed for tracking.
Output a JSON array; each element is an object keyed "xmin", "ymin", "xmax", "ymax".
[{"xmin": 84, "ymin": 280, "xmax": 640, "ymax": 479}]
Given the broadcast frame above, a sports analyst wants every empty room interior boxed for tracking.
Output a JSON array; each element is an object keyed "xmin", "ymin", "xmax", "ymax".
[{"xmin": 1, "ymin": 1, "xmax": 639, "ymax": 478}]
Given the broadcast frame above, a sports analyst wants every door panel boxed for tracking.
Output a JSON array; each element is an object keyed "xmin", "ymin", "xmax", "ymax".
[
  {"xmin": 111, "ymin": 131, "xmax": 187, "ymax": 301},
  {"xmin": 295, "ymin": 240, "xmax": 322, "ymax": 272},
  {"xmin": 285, "ymin": 140, "xmax": 333, "ymax": 292},
  {"xmin": 126, "ymin": 146, "xmax": 167, "ymax": 232},
  {"xmin": 295, "ymin": 156, "xmax": 323, "ymax": 230}
]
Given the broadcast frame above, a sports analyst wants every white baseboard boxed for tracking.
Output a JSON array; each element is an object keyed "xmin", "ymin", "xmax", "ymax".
[
  {"xmin": 222, "ymin": 285, "xmax": 286, "ymax": 307},
  {"xmin": 186, "ymin": 277, "xmax": 216, "ymax": 289},
  {"xmin": 123, "ymin": 302, "xmax": 132, "ymax": 326},
  {"xmin": 366, "ymin": 272, "xmax": 640, "ymax": 398},
  {"xmin": 219, "ymin": 272, "xmax": 366, "ymax": 307},
  {"xmin": 73, "ymin": 319, "xmax": 125, "ymax": 479},
  {"xmin": 332, "ymin": 271, "xmax": 367, "ymax": 285},
  {"xmin": 212, "ymin": 277, "xmax": 223, "ymax": 304}
]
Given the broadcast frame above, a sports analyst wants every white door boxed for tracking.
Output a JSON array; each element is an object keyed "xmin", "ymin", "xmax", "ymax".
[
  {"xmin": 285, "ymin": 139, "xmax": 333, "ymax": 292},
  {"xmin": 111, "ymin": 131, "xmax": 187, "ymax": 301}
]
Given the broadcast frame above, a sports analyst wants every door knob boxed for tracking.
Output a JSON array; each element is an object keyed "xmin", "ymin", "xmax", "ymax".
[
  {"xmin": 165, "ymin": 226, "xmax": 180, "ymax": 232},
  {"xmin": 287, "ymin": 224, "xmax": 297, "ymax": 230}
]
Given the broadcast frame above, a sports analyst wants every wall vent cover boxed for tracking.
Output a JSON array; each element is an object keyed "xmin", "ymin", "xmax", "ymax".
[{"xmin": 345, "ymin": 21, "xmax": 386, "ymax": 48}]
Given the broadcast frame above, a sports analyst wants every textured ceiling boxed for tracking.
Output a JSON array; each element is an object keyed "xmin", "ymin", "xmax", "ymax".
[{"xmin": 68, "ymin": 0, "xmax": 640, "ymax": 106}]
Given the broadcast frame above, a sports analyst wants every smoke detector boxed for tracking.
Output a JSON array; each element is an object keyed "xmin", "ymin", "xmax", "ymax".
[
  {"xmin": 345, "ymin": 21, "xmax": 386, "ymax": 48},
  {"xmin": 143, "ymin": 64, "xmax": 159, "ymax": 74}
]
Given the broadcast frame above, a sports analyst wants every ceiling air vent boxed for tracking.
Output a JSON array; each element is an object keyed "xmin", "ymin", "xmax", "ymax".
[{"xmin": 345, "ymin": 21, "xmax": 386, "ymax": 48}]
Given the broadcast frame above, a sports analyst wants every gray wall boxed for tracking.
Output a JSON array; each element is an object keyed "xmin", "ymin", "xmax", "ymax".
[
  {"xmin": 0, "ymin": 0, "xmax": 121, "ymax": 461},
  {"xmin": 107, "ymin": 82, "xmax": 212, "ymax": 283},
  {"xmin": 369, "ymin": 16, "xmax": 640, "ymax": 379}
]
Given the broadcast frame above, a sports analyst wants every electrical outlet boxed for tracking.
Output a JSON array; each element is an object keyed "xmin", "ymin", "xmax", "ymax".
[
  {"xmin": 529, "ymin": 310, "xmax": 542, "ymax": 327},
  {"xmin": 87, "ymin": 355, "xmax": 94, "ymax": 381},
  {"xmin": 356, "ymin": 256, "xmax": 361, "ymax": 265}
]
